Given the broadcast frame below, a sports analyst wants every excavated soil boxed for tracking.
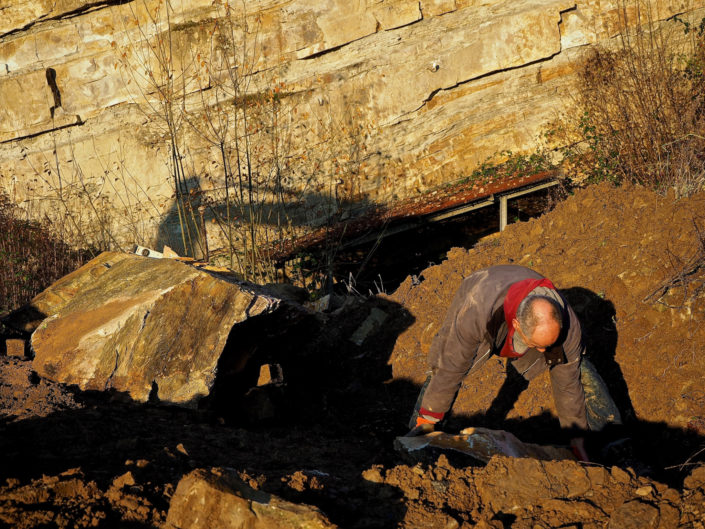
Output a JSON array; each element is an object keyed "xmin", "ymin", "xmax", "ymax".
[{"xmin": 1, "ymin": 182, "xmax": 705, "ymax": 528}]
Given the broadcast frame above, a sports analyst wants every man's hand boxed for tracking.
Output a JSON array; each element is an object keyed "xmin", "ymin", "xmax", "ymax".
[
  {"xmin": 570, "ymin": 437, "xmax": 589, "ymax": 462},
  {"xmin": 404, "ymin": 422, "xmax": 435, "ymax": 437}
]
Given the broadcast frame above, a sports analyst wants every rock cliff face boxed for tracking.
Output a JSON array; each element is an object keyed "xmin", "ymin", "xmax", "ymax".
[{"xmin": 0, "ymin": 0, "xmax": 702, "ymax": 253}]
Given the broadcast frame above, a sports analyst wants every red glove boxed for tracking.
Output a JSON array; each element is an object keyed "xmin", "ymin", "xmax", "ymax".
[
  {"xmin": 415, "ymin": 407, "xmax": 444, "ymax": 427},
  {"xmin": 405, "ymin": 407, "xmax": 445, "ymax": 437}
]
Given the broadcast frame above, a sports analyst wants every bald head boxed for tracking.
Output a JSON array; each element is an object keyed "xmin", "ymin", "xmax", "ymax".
[{"xmin": 513, "ymin": 295, "xmax": 563, "ymax": 352}]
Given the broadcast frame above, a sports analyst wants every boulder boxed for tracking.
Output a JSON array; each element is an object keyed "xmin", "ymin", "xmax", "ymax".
[
  {"xmin": 165, "ymin": 468, "xmax": 337, "ymax": 529},
  {"xmin": 30, "ymin": 252, "xmax": 282, "ymax": 406}
]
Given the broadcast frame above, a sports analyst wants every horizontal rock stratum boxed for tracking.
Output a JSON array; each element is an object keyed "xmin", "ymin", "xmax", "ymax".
[
  {"xmin": 1, "ymin": 0, "xmax": 704, "ymax": 252},
  {"xmin": 30, "ymin": 252, "xmax": 281, "ymax": 405}
]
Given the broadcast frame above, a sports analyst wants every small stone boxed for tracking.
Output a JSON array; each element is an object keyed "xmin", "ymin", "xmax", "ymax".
[
  {"xmin": 412, "ymin": 464, "xmax": 425, "ymax": 476},
  {"xmin": 657, "ymin": 502, "xmax": 680, "ymax": 528},
  {"xmin": 176, "ymin": 443, "xmax": 188, "ymax": 456},
  {"xmin": 587, "ymin": 466, "xmax": 609, "ymax": 487},
  {"xmin": 661, "ymin": 487, "xmax": 680, "ymax": 503},
  {"xmin": 609, "ymin": 500, "xmax": 659, "ymax": 529},
  {"xmin": 475, "ymin": 520, "xmax": 504, "ymax": 529},
  {"xmin": 442, "ymin": 515, "xmax": 459, "ymax": 529},
  {"xmin": 112, "ymin": 471, "xmax": 136, "ymax": 489},
  {"xmin": 635, "ymin": 485, "xmax": 653, "ymax": 497},
  {"xmin": 257, "ymin": 364, "xmax": 273, "ymax": 386},
  {"xmin": 5, "ymin": 339, "xmax": 26, "ymax": 358},
  {"xmin": 611, "ymin": 466, "xmax": 632, "ymax": 484},
  {"xmin": 256, "ymin": 364, "xmax": 283, "ymax": 386},
  {"xmin": 136, "ymin": 459, "xmax": 149, "ymax": 468},
  {"xmin": 684, "ymin": 465, "xmax": 705, "ymax": 490},
  {"xmin": 361, "ymin": 467, "xmax": 384, "ymax": 484}
]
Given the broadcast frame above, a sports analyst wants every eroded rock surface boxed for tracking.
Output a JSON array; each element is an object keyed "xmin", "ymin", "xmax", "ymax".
[
  {"xmin": 165, "ymin": 468, "xmax": 337, "ymax": 529},
  {"xmin": 30, "ymin": 252, "xmax": 281, "ymax": 405}
]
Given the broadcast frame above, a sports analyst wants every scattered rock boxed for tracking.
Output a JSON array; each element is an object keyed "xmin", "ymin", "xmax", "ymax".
[
  {"xmin": 164, "ymin": 468, "xmax": 337, "ymax": 529},
  {"xmin": 349, "ymin": 307, "xmax": 388, "ymax": 346},
  {"xmin": 4, "ymin": 339, "xmax": 26, "ymax": 358}
]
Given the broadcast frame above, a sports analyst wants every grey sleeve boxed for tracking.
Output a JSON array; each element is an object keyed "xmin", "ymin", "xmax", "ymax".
[
  {"xmin": 421, "ymin": 291, "xmax": 485, "ymax": 415},
  {"xmin": 549, "ymin": 303, "xmax": 588, "ymax": 430}
]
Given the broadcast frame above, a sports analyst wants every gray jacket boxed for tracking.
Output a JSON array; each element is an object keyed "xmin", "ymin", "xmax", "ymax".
[{"xmin": 422, "ymin": 265, "xmax": 588, "ymax": 430}]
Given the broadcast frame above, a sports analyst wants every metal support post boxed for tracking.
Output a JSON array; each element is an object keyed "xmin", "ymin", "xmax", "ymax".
[{"xmin": 499, "ymin": 196, "xmax": 508, "ymax": 231}]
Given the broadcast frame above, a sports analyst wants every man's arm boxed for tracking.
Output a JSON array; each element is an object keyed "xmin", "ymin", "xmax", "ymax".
[
  {"xmin": 416, "ymin": 295, "xmax": 487, "ymax": 426},
  {"xmin": 549, "ymin": 303, "xmax": 589, "ymax": 430}
]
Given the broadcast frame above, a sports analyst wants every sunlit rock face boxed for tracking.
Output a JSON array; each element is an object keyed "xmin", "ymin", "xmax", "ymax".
[
  {"xmin": 30, "ymin": 251, "xmax": 282, "ymax": 405},
  {"xmin": 1, "ymin": 0, "xmax": 702, "ymax": 251},
  {"xmin": 165, "ymin": 468, "xmax": 338, "ymax": 529}
]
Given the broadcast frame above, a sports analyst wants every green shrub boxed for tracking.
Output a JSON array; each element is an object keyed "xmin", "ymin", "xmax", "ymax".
[{"xmin": 461, "ymin": 150, "xmax": 555, "ymax": 186}]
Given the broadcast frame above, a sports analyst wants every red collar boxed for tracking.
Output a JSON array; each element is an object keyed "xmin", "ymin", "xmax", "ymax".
[{"xmin": 499, "ymin": 277, "xmax": 556, "ymax": 357}]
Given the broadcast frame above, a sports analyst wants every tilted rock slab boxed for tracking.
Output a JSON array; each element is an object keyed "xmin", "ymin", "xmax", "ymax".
[
  {"xmin": 165, "ymin": 468, "xmax": 337, "ymax": 529},
  {"xmin": 31, "ymin": 252, "xmax": 280, "ymax": 405}
]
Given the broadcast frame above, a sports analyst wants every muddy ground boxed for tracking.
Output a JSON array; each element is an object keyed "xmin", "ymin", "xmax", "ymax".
[{"xmin": 1, "ymin": 182, "xmax": 704, "ymax": 528}]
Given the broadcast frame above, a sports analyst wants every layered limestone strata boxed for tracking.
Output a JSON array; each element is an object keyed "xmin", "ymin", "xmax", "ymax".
[{"xmin": 0, "ymin": 0, "xmax": 702, "ymax": 253}]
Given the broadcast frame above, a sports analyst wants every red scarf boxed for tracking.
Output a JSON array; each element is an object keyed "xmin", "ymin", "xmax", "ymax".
[{"xmin": 499, "ymin": 277, "xmax": 556, "ymax": 358}]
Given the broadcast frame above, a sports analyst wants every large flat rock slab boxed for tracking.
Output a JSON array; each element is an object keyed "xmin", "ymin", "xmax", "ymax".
[{"xmin": 31, "ymin": 252, "xmax": 280, "ymax": 405}]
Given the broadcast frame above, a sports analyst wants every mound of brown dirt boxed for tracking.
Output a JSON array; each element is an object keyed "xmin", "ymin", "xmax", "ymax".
[
  {"xmin": 390, "ymin": 182, "xmax": 705, "ymax": 435},
  {"xmin": 0, "ymin": 357, "xmax": 81, "ymax": 421}
]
